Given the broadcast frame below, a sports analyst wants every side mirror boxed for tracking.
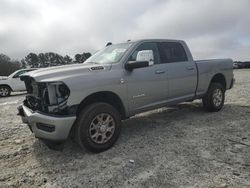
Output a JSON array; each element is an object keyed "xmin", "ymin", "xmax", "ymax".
[
  {"xmin": 136, "ymin": 50, "xmax": 154, "ymax": 66},
  {"xmin": 125, "ymin": 61, "xmax": 149, "ymax": 70}
]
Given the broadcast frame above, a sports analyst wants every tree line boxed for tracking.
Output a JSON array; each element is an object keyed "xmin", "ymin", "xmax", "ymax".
[
  {"xmin": 0, "ymin": 52, "xmax": 91, "ymax": 76},
  {"xmin": 0, "ymin": 54, "xmax": 21, "ymax": 76}
]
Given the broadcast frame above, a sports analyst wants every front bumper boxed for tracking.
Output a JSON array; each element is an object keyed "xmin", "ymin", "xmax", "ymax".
[{"xmin": 18, "ymin": 105, "xmax": 76, "ymax": 141}]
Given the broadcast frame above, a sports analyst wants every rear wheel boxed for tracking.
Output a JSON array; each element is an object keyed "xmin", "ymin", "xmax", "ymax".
[
  {"xmin": 0, "ymin": 86, "xmax": 11, "ymax": 97},
  {"xmin": 202, "ymin": 83, "xmax": 225, "ymax": 112},
  {"xmin": 75, "ymin": 103, "xmax": 121, "ymax": 153}
]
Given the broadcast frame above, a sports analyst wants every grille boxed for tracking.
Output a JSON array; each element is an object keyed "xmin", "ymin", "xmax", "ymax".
[
  {"xmin": 22, "ymin": 76, "xmax": 48, "ymax": 111},
  {"xmin": 21, "ymin": 76, "xmax": 70, "ymax": 115}
]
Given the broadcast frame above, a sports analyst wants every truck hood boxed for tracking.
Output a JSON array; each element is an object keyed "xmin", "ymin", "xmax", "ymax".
[{"xmin": 24, "ymin": 63, "xmax": 112, "ymax": 82}]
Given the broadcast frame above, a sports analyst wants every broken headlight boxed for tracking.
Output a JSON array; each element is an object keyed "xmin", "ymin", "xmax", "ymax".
[{"xmin": 44, "ymin": 82, "xmax": 70, "ymax": 113}]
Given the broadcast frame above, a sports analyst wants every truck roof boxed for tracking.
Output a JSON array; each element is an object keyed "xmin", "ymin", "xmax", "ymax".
[{"xmin": 126, "ymin": 39, "xmax": 185, "ymax": 44}]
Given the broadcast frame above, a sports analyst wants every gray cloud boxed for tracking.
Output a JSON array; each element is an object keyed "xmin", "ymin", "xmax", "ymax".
[{"xmin": 0, "ymin": 0, "xmax": 249, "ymax": 61}]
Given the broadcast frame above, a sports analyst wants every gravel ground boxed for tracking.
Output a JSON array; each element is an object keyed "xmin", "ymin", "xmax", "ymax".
[{"xmin": 0, "ymin": 69, "xmax": 250, "ymax": 188}]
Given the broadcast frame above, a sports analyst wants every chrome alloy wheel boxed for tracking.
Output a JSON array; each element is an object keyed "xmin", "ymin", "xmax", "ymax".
[
  {"xmin": 0, "ymin": 88, "xmax": 9, "ymax": 97},
  {"xmin": 89, "ymin": 113, "xmax": 115, "ymax": 144},
  {"xmin": 213, "ymin": 88, "xmax": 223, "ymax": 107}
]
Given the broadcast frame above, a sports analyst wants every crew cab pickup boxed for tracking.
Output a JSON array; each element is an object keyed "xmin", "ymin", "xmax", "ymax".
[
  {"xmin": 18, "ymin": 39, "xmax": 234, "ymax": 152},
  {"xmin": 0, "ymin": 69, "xmax": 36, "ymax": 97}
]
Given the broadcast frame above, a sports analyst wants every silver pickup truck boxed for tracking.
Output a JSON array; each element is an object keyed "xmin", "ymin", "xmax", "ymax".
[{"xmin": 18, "ymin": 39, "xmax": 234, "ymax": 152}]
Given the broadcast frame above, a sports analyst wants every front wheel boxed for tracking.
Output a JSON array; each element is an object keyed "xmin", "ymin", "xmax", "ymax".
[
  {"xmin": 0, "ymin": 86, "xmax": 11, "ymax": 97},
  {"xmin": 202, "ymin": 83, "xmax": 225, "ymax": 112},
  {"xmin": 75, "ymin": 103, "xmax": 121, "ymax": 153}
]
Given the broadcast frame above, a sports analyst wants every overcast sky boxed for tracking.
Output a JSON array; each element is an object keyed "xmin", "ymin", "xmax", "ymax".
[{"xmin": 0, "ymin": 0, "xmax": 249, "ymax": 61}]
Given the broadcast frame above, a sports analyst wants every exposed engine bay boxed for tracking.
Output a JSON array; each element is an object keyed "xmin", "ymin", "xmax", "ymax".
[{"xmin": 21, "ymin": 76, "xmax": 72, "ymax": 115}]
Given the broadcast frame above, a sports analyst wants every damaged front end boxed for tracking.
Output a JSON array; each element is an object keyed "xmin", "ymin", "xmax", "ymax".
[{"xmin": 21, "ymin": 76, "xmax": 72, "ymax": 115}]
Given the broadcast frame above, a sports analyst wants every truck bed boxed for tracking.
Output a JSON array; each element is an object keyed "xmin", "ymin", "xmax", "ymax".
[{"xmin": 195, "ymin": 59, "xmax": 233, "ymax": 97}]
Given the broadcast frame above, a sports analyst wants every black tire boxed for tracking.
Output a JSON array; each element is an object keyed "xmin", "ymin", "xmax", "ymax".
[
  {"xmin": 0, "ymin": 85, "xmax": 11, "ymax": 97},
  {"xmin": 75, "ymin": 103, "xmax": 121, "ymax": 153},
  {"xmin": 202, "ymin": 82, "xmax": 225, "ymax": 112}
]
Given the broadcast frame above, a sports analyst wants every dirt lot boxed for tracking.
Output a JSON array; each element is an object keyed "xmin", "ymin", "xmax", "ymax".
[{"xmin": 0, "ymin": 69, "xmax": 249, "ymax": 188}]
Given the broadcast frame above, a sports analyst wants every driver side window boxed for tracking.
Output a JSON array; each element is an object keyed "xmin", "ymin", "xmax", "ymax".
[{"xmin": 129, "ymin": 42, "xmax": 160, "ymax": 64}]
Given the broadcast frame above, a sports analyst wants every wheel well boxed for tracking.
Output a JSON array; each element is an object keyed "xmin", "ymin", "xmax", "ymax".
[
  {"xmin": 210, "ymin": 74, "xmax": 226, "ymax": 89},
  {"xmin": 0, "ymin": 84, "xmax": 12, "ymax": 91},
  {"xmin": 76, "ymin": 91, "xmax": 126, "ymax": 119}
]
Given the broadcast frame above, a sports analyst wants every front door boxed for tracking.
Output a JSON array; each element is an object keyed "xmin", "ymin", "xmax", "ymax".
[
  {"xmin": 11, "ymin": 70, "xmax": 29, "ymax": 91},
  {"xmin": 125, "ymin": 42, "xmax": 168, "ymax": 113}
]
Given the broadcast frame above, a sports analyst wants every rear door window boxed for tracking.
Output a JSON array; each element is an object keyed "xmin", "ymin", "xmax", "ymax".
[{"xmin": 158, "ymin": 42, "xmax": 188, "ymax": 63}]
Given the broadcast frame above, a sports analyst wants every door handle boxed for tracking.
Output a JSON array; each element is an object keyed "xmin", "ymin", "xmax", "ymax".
[
  {"xmin": 186, "ymin": 66, "xmax": 194, "ymax": 70},
  {"xmin": 155, "ymin": 70, "xmax": 165, "ymax": 74}
]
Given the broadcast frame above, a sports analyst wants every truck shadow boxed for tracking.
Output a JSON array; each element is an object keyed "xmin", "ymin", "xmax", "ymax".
[
  {"xmin": 32, "ymin": 102, "xmax": 247, "ymax": 168},
  {"xmin": 33, "ymin": 103, "xmax": 203, "ymax": 153},
  {"xmin": 5, "ymin": 92, "xmax": 26, "ymax": 98}
]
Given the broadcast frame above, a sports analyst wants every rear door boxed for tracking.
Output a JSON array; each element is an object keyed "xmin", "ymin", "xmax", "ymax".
[
  {"xmin": 125, "ymin": 42, "xmax": 168, "ymax": 113},
  {"xmin": 158, "ymin": 42, "xmax": 197, "ymax": 101}
]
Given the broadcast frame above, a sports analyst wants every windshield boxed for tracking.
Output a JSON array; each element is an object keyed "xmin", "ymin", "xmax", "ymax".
[{"xmin": 85, "ymin": 43, "xmax": 132, "ymax": 64}]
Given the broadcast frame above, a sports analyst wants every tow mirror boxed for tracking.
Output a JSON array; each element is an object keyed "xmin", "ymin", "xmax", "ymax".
[
  {"xmin": 125, "ymin": 61, "xmax": 149, "ymax": 70},
  {"xmin": 125, "ymin": 50, "xmax": 154, "ymax": 71},
  {"xmin": 136, "ymin": 50, "xmax": 154, "ymax": 66}
]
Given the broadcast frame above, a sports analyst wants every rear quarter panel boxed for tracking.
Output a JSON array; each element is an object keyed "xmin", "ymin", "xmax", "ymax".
[{"xmin": 195, "ymin": 59, "xmax": 233, "ymax": 97}]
